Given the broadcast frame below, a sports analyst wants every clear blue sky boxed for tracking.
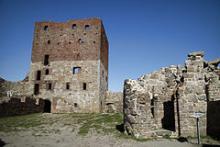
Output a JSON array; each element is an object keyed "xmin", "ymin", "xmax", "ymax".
[{"xmin": 0, "ymin": 0, "xmax": 220, "ymax": 92}]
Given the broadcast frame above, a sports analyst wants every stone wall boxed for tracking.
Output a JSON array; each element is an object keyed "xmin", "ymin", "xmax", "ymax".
[
  {"xmin": 103, "ymin": 91, "xmax": 123, "ymax": 113},
  {"xmin": 30, "ymin": 60, "xmax": 100, "ymax": 113},
  {"xmin": 123, "ymin": 51, "xmax": 220, "ymax": 138},
  {"xmin": 0, "ymin": 97, "xmax": 45, "ymax": 117}
]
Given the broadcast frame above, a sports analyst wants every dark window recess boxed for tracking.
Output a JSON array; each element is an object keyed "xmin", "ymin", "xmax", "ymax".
[
  {"xmin": 74, "ymin": 103, "xmax": 78, "ymax": 107},
  {"xmin": 34, "ymin": 84, "xmax": 39, "ymax": 95},
  {"xmin": 73, "ymin": 67, "xmax": 81, "ymax": 74},
  {"xmin": 44, "ymin": 25, "xmax": 48, "ymax": 31},
  {"xmin": 36, "ymin": 70, "xmax": 41, "ymax": 80},
  {"xmin": 83, "ymin": 83, "xmax": 87, "ymax": 90},
  {"xmin": 72, "ymin": 24, "xmax": 77, "ymax": 29},
  {"xmin": 85, "ymin": 25, "xmax": 90, "ymax": 30},
  {"xmin": 44, "ymin": 55, "xmax": 49, "ymax": 66},
  {"xmin": 102, "ymin": 70, "xmax": 104, "ymax": 77},
  {"xmin": 78, "ymin": 39, "xmax": 84, "ymax": 44},
  {"xmin": 47, "ymin": 40, "xmax": 51, "ymax": 44},
  {"xmin": 66, "ymin": 82, "xmax": 70, "ymax": 90},
  {"xmin": 47, "ymin": 83, "xmax": 52, "ymax": 90},
  {"xmin": 45, "ymin": 69, "xmax": 49, "ymax": 75},
  {"xmin": 106, "ymin": 76, "xmax": 108, "ymax": 82}
]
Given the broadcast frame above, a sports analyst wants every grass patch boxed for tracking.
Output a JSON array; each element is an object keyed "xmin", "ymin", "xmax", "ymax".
[
  {"xmin": 78, "ymin": 113, "xmax": 123, "ymax": 135},
  {"xmin": 0, "ymin": 113, "xmax": 43, "ymax": 132}
]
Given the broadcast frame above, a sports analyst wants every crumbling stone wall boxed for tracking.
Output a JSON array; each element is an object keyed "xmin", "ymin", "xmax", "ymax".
[
  {"xmin": 0, "ymin": 97, "xmax": 45, "ymax": 117},
  {"xmin": 124, "ymin": 51, "xmax": 220, "ymax": 138},
  {"xmin": 103, "ymin": 91, "xmax": 123, "ymax": 113}
]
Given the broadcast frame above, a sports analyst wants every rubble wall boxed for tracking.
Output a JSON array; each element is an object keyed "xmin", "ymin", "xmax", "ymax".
[{"xmin": 123, "ymin": 51, "xmax": 220, "ymax": 138}]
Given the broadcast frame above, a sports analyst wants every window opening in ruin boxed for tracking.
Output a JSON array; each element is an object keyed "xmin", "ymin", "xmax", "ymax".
[
  {"xmin": 44, "ymin": 25, "xmax": 48, "ymax": 31},
  {"xmin": 85, "ymin": 25, "xmax": 90, "ymax": 30},
  {"xmin": 73, "ymin": 67, "xmax": 81, "ymax": 74},
  {"xmin": 150, "ymin": 98, "xmax": 155, "ymax": 118},
  {"xmin": 43, "ymin": 99, "xmax": 51, "ymax": 113},
  {"xmin": 83, "ymin": 83, "xmax": 87, "ymax": 90},
  {"xmin": 66, "ymin": 82, "xmax": 70, "ymax": 90},
  {"xmin": 72, "ymin": 24, "xmax": 77, "ymax": 29},
  {"xmin": 93, "ymin": 41, "xmax": 96, "ymax": 44},
  {"xmin": 34, "ymin": 84, "xmax": 39, "ymax": 95},
  {"xmin": 47, "ymin": 40, "xmax": 51, "ymax": 44},
  {"xmin": 47, "ymin": 83, "xmax": 52, "ymax": 90},
  {"xmin": 106, "ymin": 76, "xmax": 108, "ymax": 82},
  {"xmin": 45, "ymin": 69, "xmax": 49, "ymax": 75},
  {"xmin": 74, "ymin": 103, "xmax": 78, "ymax": 107},
  {"xmin": 36, "ymin": 70, "xmax": 41, "ymax": 80},
  {"xmin": 44, "ymin": 55, "xmax": 49, "ymax": 66}
]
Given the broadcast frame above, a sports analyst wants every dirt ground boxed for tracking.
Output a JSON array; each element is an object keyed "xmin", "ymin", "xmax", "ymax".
[{"xmin": 0, "ymin": 113, "xmax": 219, "ymax": 147}]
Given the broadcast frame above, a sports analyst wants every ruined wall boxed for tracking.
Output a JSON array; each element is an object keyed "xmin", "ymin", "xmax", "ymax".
[
  {"xmin": 0, "ymin": 77, "xmax": 28, "ymax": 98},
  {"xmin": 124, "ymin": 51, "xmax": 220, "ymax": 138},
  {"xmin": 103, "ymin": 91, "xmax": 123, "ymax": 113},
  {"xmin": 0, "ymin": 97, "xmax": 45, "ymax": 117}
]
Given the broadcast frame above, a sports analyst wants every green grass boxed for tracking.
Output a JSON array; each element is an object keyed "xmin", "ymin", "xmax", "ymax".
[
  {"xmin": 0, "ymin": 113, "xmax": 123, "ymax": 136},
  {"xmin": 78, "ymin": 113, "xmax": 123, "ymax": 135}
]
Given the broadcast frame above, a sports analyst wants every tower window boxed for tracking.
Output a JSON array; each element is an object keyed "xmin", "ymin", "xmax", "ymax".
[
  {"xmin": 47, "ymin": 40, "xmax": 51, "ymax": 44},
  {"xmin": 46, "ymin": 83, "xmax": 52, "ymax": 90},
  {"xmin": 74, "ymin": 103, "xmax": 78, "ymax": 107},
  {"xmin": 72, "ymin": 24, "xmax": 77, "ymax": 29},
  {"xmin": 44, "ymin": 55, "xmax": 49, "ymax": 66},
  {"xmin": 78, "ymin": 38, "xmax": 84, "ymax": 44},
  {"xmin": 36, "ymin": 70, "xmax": 41, "ymax": 81},
  {"xmin": 85, "ymin": 25, "xmax": 90, "ymax": 30},
  {"xmin": 44, "ymin": 25, "xmax": 48, "ymax": 31},
  {"xmin": 83, "ymin": 83, "xmax": 87, "ymax": 90},
  {"xmin": 66, "ymin": 82, "xmax": 70, "ymax": 90},
  {"xmin": 73, "ymin": 67, "xmax": 81, "ymax": 74},
  {"xmin": 34, "ymin": 84, "xmax": 39, "ymax": 95},
  {"xmin": 45, "ymin": 69, "xmax": 49, "ymax": 75}
]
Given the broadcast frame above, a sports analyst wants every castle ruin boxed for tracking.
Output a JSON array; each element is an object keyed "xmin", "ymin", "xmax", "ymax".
[
  {"xmin": 123, "ymin": 51, "xmax": 220, "ymax": 138},
  {"xmin": 0, "ymin": 18, "xmax": 109, "ymax": 113}
]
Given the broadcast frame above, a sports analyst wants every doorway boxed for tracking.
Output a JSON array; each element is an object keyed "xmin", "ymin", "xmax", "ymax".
[
  {"xmin": 44, "ymin": 99, "xmax": 51, "ymax": 113},
  {"xmin": 162, "ymin": 100, "xmax": 176, "ymax": 131}
]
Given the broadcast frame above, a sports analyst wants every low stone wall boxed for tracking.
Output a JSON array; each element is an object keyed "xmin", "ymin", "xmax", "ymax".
[
  {"xmin": 0, "ymin": 97, "xmax": 45, "ymax": 117},
  {"xmin": 103, "ymin": 91, "xmax": 123, "ymax": 113}
]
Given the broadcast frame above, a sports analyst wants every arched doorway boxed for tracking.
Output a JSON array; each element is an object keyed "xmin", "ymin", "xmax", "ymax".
[{"xmin": 44, "ymin": 99, "xmax": 51, "ymax": 113}]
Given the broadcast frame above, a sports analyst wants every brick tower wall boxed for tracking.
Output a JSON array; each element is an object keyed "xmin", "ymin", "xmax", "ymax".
[{"xmin": 28, "ymin": 18, "xmax": 108, "ymax": 113}]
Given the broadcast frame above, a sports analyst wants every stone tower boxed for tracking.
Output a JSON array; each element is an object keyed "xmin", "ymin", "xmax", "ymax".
[{"xmin": 29, "ymin": 18, "xmax": 108, "ymax": 113}]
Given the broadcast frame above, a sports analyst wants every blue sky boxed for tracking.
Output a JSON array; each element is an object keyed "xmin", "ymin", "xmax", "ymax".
[{"xmin": 0, "ymin": 0, "xmax": 220, "ymax": 92}]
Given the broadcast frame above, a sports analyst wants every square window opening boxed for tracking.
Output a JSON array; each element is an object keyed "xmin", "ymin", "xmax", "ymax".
[{"xmin": 73, "ymin": 67, "xmax": 81, "ymax": 74}]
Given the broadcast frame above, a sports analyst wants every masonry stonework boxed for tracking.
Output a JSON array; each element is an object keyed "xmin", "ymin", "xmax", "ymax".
[
  {"xmin": 0, "ymin": 18, "xmax": 109, "ymax": 113},
  {"xmin": 123, "ymin": 51, "xmax": 220, "ymax": 138}
]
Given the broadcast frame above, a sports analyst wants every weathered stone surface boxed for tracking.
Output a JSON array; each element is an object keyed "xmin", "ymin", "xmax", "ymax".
[
  {"xmin": 124, "ymin": 51, "xmax": 220, "ymax": 138},
  {"xmin": 0, "ymin": 18, "xmax": 109, "ymax": 113}
]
